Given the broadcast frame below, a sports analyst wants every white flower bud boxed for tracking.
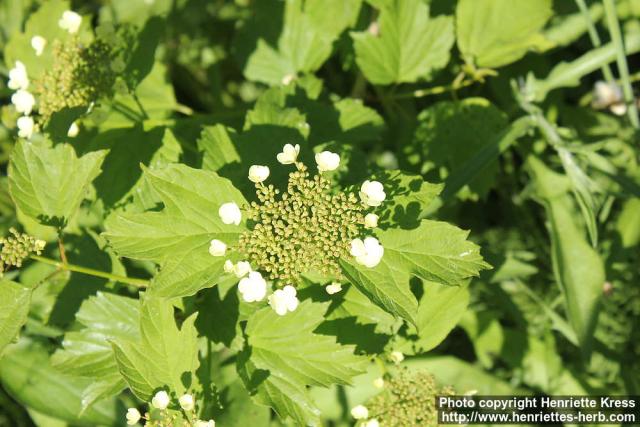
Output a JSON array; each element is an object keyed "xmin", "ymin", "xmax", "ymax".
[
  {"xmin": 350, "ymin": 237, "xmax": 384, "ymax": 268},
  {"xmin": 195, "ymin": 420, "xmax": 216, "ymax": 427},
  {"xmin": 389, "ymin": 350, "xmax": 404, "ymax": 364},
  {"xmin": 325, "ymin": 282, "xmax": 342, "ymax": 295},
  {"xmin": 219, "ymin": 202, "xmax": 242, "ymax": 225},
  {"xmin": 179, "ymin": 393, "xmax": 195, "ymax": 411},
  {"xmin": 238, "ymin": 271, "xmax": 267, "ymax": 302},
  {"xmin": 268, "ymin": 285, "xmax": 299, "ymax": 315},
  {"xmin": 233, "ymin": 261, "xmax": 251, "ymax": 278},
  {"xmin": 31, "ymin": 36, "xmax": 47, "ymax": 56},
  {"xmin": 315, "ymin": 151, "xmax": 340, "ymax": 172},
  {"xmin": 224, "ymin": 259, "xmax": 234, "ymax": 273},
  {"xmin": 276, "ymin": 143, "xmax": 300, "ymax": 165},
  {"xmin": 593, "ymin": 81, "xmax": 623, "ymax": 108},
  {"xmin": 364, "ymin": 213, "xmax": 378, "ymax": 228},
  {"xmin": 351, "ymin": 405, "xmax": 369, "ymax": 420},
  {"xmin": 151, "ymin": 390, "xmax": 170, "ymax": 410},
  {"xmin": 208, "ymin": 239, "xmax": 227, "ymax": 257},
  {"xmin": 373, "ymin": 377, "xmax": 384, "ymax": 389},
  {"xmin": 11, "ymin": 89, "xmax": 35, "ymax": 115},
  {"xmin": 248, "ymin": 165, "xmax": 270, "ymax": 183},
  {"xmin": 67, "ymin": 121, "xmax": 79, "ymax": 137},
  {"xmin": 8, "ymin": 61, "xmax": 29, "ymax": 90},
  {"xmin": 58, "ymin": 10, "xmax": 82, "ymax": 34},
  {"xmin": 364, "ymin": 419, "xmax": 380, "ymax": 427},
  {"xmin": 17, "ymin": 116, "xmax": 34, "ymax": 139},
  {"xmin": 126, "ymin": 408, "xmax": 141, "ymax": 425},
  {"xmin": 360, "ymin": 180, "xmax": 386, "ymax": 207}
]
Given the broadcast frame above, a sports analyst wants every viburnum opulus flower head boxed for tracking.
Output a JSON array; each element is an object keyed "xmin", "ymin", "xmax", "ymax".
[{"xmin": 209, "ymin": 144, "xmax": 387, "ymax": 315}]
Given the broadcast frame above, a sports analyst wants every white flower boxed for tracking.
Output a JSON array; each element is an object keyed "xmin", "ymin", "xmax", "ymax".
[
  {"xmin": 389, "ymin": 350, "xmax": 404, "ymax": 364},
  {"xmin": 34, "ymin": 239, "xmax": 46, "ymax": 251},
  {"xmin": 281, "ymin": 74, "xmax": 296, "ymax": 85},
  {"xmin": 11, "ymin": 89, "xmax": 35, "ymax": 115},
  {"xmin": 325, "ymin": 282, "xmax": 342, "ymax": 295},
  {"xmin": 315, "ymin": 151, "xmax": 340, "ymax": 172},
  {"xmin": 364, "ymin": 419, "xmax": 380, "ymax": 427},
  {"xmin": 17, "ymin": 116, "xmax": 34, "ymax": 139},
  {"xmin": 268, "ymin": 285, "xmax": 299, "ymax": 315},
  {"xmin": 233, "ymin": 261, "xmax": 251, "ymax": 278},
  {"xmin": 351, "ymin": 405, "xmax": 369, "ymax": 420},
  {"xmin": 224, "ymin": 259, "xmax": 234, "ymax": 273},
  {"xmin": 593, "ymin": 81, "xmax": 623, "ymax": 108},
  {"xmin": 151, "ymin": 390, "xmax": 170, "ymax": 410},
  {"xmin": 8, "ymin": 61, "xmax": 29, "ymax": 90},
  {"xmin": 238, "ymin": 271, "xmax": 267, "ymax": 302},
  {"xmin": 67, "ymin": 121, "xmax": 79, "ymax": 137},
  {"xmin": 219, "ymin": 202, "xmax": 242, "ymax": 225},
  {"xmin": 373, "ymin": 377, "xmax": 384, "ymax": 389},
  {"xmin": 610, "ymin": 103, "xmax": 627, "ymax": 116},
  {"xmin": 31, "ymin": 36, "xmax": 47, "ymax": 56},
  {"xmin": 58, "ymin": 10, "xmax": 82, "ymax": 34},
  {"xmin": 208, "ymin": 239, "xmax": 227, "ymax": 257},
  {"xmin": 179, "ymin": 394, "xmax": 195, "ymax": 411},
  {"xmin": 360, "ymin": 180, "xmax": 386, "ymax": 207},
  {"xmin": 364, "ymin": 213, "xmax": 378, "ymax": 229},
  {"xmin": 248, "ymin": 165, "xmax": 270, "ymax": 183},
  {"xmin": 276, "ymin": 143, "xmax": 300, "ymax": 165},
  {"xmin": 125, "ymin": 408, "xmax": 141, "ymax": 425},
  {"xmin": 350, "ymin": 237, "xmax": 384, "ymax": 268},
  {"xmin": 195, "ymin": 420, "xmax": 216, "ymax": 427}
]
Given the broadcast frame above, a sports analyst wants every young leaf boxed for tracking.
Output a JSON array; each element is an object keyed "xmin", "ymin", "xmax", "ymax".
[
  {"xmin": 51, "ymin": 292, "xmax": 139, "ymax": 410},
  {"xmin": 8, "ymin": 141, "xmax": 108, "ymax": 228},
  {"xmin": 238, "ymin": 300, "xmax": 367, "ymax": 425},
  {"xmin": 456, "ymin": 0, "xmax": 553, "ymax": 68},
  {"xmin": 103, "ymin": 164, "xmax": 246, "ymax": 298},
  {"xmin": 111, "ymin": 296, "xmax": 199, "ymax": 400},
  {"xmin": 0, "ymin": 280, "xmax": 32, "ymax": 357},
  {"xmin": 528, "ymin": 156, "xmax": 604, "ymax": 353},
  {"xmin": 351, "ymin": 0, "xmax": 454, "ymax": 84},
  {"xmin": 237, "ymin": 0, "xmax": 361, "ymax": 85}
]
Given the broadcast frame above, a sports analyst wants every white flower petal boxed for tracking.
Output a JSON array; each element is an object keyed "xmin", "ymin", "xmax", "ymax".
[
  {"xmin": 208, "ymin": 239, "xmax": 227, "ymax": 257},
  {"xmin": 8, "ymin": 61, "xmax": 29, "ymax": 90},
  {"xmin": 276, "ymin": 143, "xmax": 300, "ymax": 164},
  {"xmin": 17, "ymin": 116, "xmax": 34, "ymax": 139},
  {"xmin": 11, "ymin": 89, "xmax": 35, "ymax": 115},
  {"xmin": 179, "ymin": 394, "xmax": 195, "ymax": 411},
  {"xmin": 238, "ymin": 271, "xmax": 267, "ymax": 302},
  {"xmin": 58, "ymin": 10, "xmax": 82, "ymax": 34},
  {"xmin": 325, "ymin": 282, "xmax": 342, "ymax": 295},
  {"xmin": 31, "ymin": 36, "xmax": 47, "ymax": 56},
  {"xmin": 360, "ymin": 180, "xmax": 386, "ymax": 207},
  {"xmin": 350, "ymin": 405, "xmax": 369, "ymax": 420},
  {"xmin": 315, "ymin": 151, "xmax": 340, "ymax": 172},
  {"xmin": 248, "ymin": 165, "xmax": 270, "ymax": 183},
  {"xmin": 364, "ymin": 213, "xmax": 378, "ymax": 228},
  {"xmin": 126, "ymin": 408, "xmax": 141, "ymax": 425},
  {"xmin": 219, "ymin": 202, "xmax": 242, "ymax": 225},
  {"xmin": 151, "ymin": 390, "xmax": 170, "ymax": 410}
]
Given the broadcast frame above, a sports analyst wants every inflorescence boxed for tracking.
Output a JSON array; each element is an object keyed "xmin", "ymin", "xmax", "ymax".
[
  {"xmin": 359, "ymin": 368, "xmax": 455, "ymax": 427},
  {"xmin": 208, "ymin": 144, "xmax": 387, "ymax": 316},
  {"xmin": 6, "ymin": 9, "xmax": 127, "ymax": 140},
  {"xmin": 0, "ymin": 228, "xmax": 45, "ymax": 276},
  {"xmin": 125, "ymin": 390, "xmax": 215, "ymax": 427}
]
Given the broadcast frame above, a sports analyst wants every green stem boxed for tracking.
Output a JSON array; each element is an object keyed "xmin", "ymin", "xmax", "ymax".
[
  {"xmin": 603, "ymin": 0, "xmax": 640, "ymax": 128},
  {"xmin": 391, "ymin": 79, "xmax": 475, "ymax": 100},
  {"xmin": 575, "ymin": 0, "xmax": 614, "ymax": 82},
  {"xmin": 30, "ymin": 255, "xmax": 148, "ymax": 287}
]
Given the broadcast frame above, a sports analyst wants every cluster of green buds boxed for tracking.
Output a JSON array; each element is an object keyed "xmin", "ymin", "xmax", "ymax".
[
  {"xmin": 125, "ymin": 390, "xmax": 215, "ymax": 427},
  {"xmin": 5, "ymin": 9, "xmax": 127, "ymax": 140},
  {"xmin": 360, "ymin": 368, "xmax": 454, "ymax": 427},
  {"xmin": 34, "ymin": 36, "xmax": 118, "ymax": 121},
  {"xmin": 208, "ymin": 144, "xmax": 387, "ymax": 316},
  {"xmin": 0, "ymin": 228, "xmax": 45, "ymax": 276}
]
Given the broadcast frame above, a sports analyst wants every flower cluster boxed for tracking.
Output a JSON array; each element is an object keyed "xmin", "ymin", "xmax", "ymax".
[
  {"xmin": 125, "ymin": 390, "xmax": 215, "ymax": 427},
  {"xmin": 0, "ymin": 228, "xmax": 45, "ymax": 276},
  {"xmin": 5, "ymin": 9, "xmax": 126, "ymax": 140},
  {"xmin": 208, "ymin": 144, "xmax": 387, "ymax": 315},
  {"xmin": 364, "ymin": 368, "xmax": 455, "ymax": 427}
]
